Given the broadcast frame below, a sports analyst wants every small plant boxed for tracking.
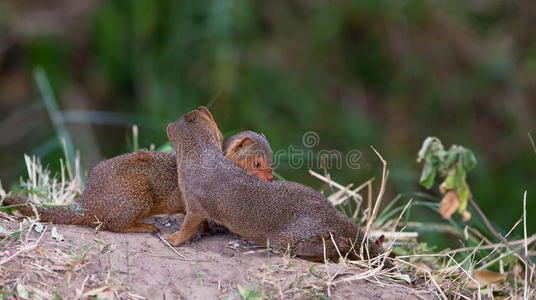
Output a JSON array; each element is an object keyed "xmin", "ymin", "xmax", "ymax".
[
  {"xmin": 417, "ymin": 137, "xmax": 477, "ymax": 221},
  {"xmin": 0, "ymin": 181, "xmax": 5, "ymax": 203},
  {"xmin": 195, "ymin": 262, "xmax": 206, "ymax": 286},
  {"xmin": 236, "ymin": 284, "xmax": 262, "ymax": 300}
]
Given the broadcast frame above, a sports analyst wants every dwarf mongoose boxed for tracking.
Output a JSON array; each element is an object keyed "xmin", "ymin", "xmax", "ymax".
[
  {"xmin": 166, "ymin": 107, "xmax": 385, "ymax": 261},
  {"xmin": 3, "ymin": 131, "xmax": 273, "ymax": 233}
]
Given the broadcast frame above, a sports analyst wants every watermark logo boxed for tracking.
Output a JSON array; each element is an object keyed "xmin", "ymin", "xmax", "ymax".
[
  {"xmin": 272, "ymin": 131, "xmax": 362, "ymax": 170},
  {"xmin": 302, "ymin": 131, "xmax": 320, "ymax": 148}
]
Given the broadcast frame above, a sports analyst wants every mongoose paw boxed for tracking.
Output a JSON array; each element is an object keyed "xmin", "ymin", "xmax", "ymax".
[
  {"xmin": 122, "ymin": 223, "xmax": 159, "ymax": 233},
  {"xmin": 164, "ymin": 234, "xmax": 181, "ymax": 246},
  {"xmin": 145, "ymin": 224, "xmax": 159, "ymax": 233}
]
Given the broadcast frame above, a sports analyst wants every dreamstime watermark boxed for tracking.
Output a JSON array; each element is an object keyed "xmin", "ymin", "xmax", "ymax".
[
  {"xmin": 177, "ymin": 131, "xmax": 365, "ymax": 172},
  {"xmin": 272, "ymin": 131, "xmax": 363, "ymax": 170}
]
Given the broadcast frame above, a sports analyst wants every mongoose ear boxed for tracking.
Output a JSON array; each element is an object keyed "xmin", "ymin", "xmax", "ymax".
[
  {"xmin": 197, "ymin": 106, "xmax": 223, "ymax": 149},
  {"xmin": 225, "ymin": 137, "xmax": 251, "ymax": 157},
  {"xmin": 197, "ymin": 106, "xmax": 214, "ymax": 122},
  {"xmin": 166, "ymin": 123, "xmax": 173, "ymax": 141}
]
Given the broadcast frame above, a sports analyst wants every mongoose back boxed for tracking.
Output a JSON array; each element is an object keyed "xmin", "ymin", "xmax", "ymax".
[
  {"xmin": 3, "ymin": 131, "xmax": 273, "ymax": 233},
  {"xmin": 166, "ymin": 107, "xmax": 385, "ymax": 261}
]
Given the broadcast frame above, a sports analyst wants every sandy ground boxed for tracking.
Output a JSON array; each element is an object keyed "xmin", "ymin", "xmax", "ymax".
[{"xmin": 0, "ymin": 215, "xmax": 438, "ymax": 299}]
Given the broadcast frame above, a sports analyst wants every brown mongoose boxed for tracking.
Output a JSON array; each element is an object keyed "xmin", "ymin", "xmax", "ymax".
[
  {"xmin": 166, "ymin": 106, "xmax": 386, "ymax": 262},
  {"xmin": 3, "ymin": 130, "xmax": 273, "ymax": 233},
  {"xmin": 224, "ymin": 130, "xmax": 273, "ymax": 182}
]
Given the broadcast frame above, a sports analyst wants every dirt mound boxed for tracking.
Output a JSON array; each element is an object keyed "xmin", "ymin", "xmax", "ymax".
[{"xmin": 0, "ymin": 216, "xmax": 435, "ymax": 299}]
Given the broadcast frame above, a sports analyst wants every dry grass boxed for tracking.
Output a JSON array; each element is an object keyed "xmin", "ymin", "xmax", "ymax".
[
  {"xmin": 309, "ymin": 147, "xmax": 535, "ymax": 299},
  {"xmin": 0, "ymin": 146, "xmax": 534, "ymax": 299},
  {"xmin": 19, "ymin": 153, "xmax": 82, "ymax": 206},
  {"xmin": 0, "ymin": 154, "xmax": 138, "ymax": 299},
  {"xmin": 0, "ymin": 227, "xmax": 140, "ymax": 299}
]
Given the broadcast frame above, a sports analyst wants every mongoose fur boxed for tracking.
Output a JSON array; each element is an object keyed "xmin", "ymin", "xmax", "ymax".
[
  {"xmin": 166, "ymin": 106, "xmax": 386, "ymax": 262},
  {"xmin": 3, "ymin": 131, "xmax": 273, "ymax": 233}
]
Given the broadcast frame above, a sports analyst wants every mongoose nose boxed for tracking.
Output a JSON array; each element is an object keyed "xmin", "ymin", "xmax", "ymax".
[{"xmin": 267, "ymin": 174, "xmax": 273, "ymax": 182}]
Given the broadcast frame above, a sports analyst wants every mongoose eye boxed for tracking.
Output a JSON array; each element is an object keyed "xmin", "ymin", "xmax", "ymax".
[{"xmin": 254, "ymin": 161, "xmax": 260, "ymax": 168}]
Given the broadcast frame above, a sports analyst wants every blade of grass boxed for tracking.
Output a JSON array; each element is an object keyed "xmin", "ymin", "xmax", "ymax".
[
  {"xmin": 528, "ymin": 133, "xmax": 536, "ymax": 156},
  {"xmin": 205, "ymin": 90, "xmax": 223, "ymax": 109},
  {"xmin": 364, "ymin": 146, "xmax": 388, "ymax": 243},
  {"xmin": 523, "ymin": 191, "xmax": 528, "ymax": 300},
  {"xmin": 132, "ymin": 125, "xmax": 139, "ymax": 151},
  {"xmin": 375, "ymin": 193, "xmax": 404, "ymax": 224},
  {"xmin": 33, "ymin": 67, "xmax": 85, "ymax": 187},
  {"xmin": 156, "ymin": 141, "xmax": 173, "ymax": 152},
  {"xmin": 468, "ymin": 196, "xmax": 531, "ymax": 266},
  {"xmin": 272, "ymin": 171, "xmax": 285, "ymax": 181},
  {"xmin": 61, "ymin": 109, "xmax": 159, "ymax": 127}
]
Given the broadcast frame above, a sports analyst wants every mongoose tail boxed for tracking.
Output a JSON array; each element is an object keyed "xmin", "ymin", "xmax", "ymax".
[{"xmin": 3, "ymin": 195, "xmax": 88, "ymax": 225}]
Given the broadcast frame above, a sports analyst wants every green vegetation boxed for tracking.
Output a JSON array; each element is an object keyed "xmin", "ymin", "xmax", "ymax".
[
  {"xmin": 1, "ymin": 1, "xmax": 534, "ymax": 242},
  {"xmin": 0, "ymin": 128, "xmax": 534, "ymax": 298},
  {"xmin": 0, "ymin": 1, "xmax": 534, "ymax": 297},
  {"xmin": 417, "ymin": 137, "xmax": 477, "ymax": 220}
]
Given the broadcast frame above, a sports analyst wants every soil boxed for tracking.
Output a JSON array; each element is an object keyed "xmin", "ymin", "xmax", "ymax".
[{"xmin": 0, "ymin": 215, "xmax": 437, "ymax": 299}]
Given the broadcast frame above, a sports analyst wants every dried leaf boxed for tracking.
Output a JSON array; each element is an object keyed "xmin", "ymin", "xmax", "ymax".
[
  {"xmin": 96, "ymin": 290, "xmax": 114, "ymax": 300},
  {"xmin": 466, "ymin": 269, "xmax": 506, "ymax": 288},
  {"xmin": 413, "ymin": 261, "xmax": 432, "ymax": 274},
  {"xmin": 0, "ymin": 225, "xmax": 11, "ymax": 236},
  {"xmin": 51, "ymin": 226, "xmax": 64, "ymax": 241},
  {"xmin": 34, "ymin": 222, "xmax": 44, "ymax": 233},
  {"xmin": 66, "ymin": 271, "xmax": 72, "ymax": 284},
  {"xmin": 439, "ymin": 265, "xmax": 459, "ymax": 274},
  {"xmin": 0, "ymin": 185, "xmax": 5, "ymax": 200},
  {"xmin": 461, "ymin": 210, "xmax": 471, "ymax": 222},
  {"xmin": 82, "ymin": 286, "xmax": 111, "ymax": 298},
  {"xmin": 439, "ymin": 181, "xmax": 448, "ymax": 194},
  {"xmin": 392, "ymin": 273, "xmax": 412, "ymax": 284},
  {"xmin": 36, "ymin": 246, "xmax": 46, "ymax": 257},
  {"xmin": 439, "ymin": 190, "xmax": 459, "ymax": 219},
  {"xmin": 16, "ymin": 283, "xmax": 29, "ymax": 299}
]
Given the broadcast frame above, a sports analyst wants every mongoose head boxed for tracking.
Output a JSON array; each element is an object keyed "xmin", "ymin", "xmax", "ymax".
[
  {"xmin": 223, "ymin": 131, "xmax": 274, "ymax": 182},
  {"xmin": 166, "ymin": 106, "xmax": 223, "ymax": 154}
]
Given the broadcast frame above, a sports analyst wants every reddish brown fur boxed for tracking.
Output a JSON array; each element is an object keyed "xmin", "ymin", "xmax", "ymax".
[
  {"xmin": 224, "ymin": 131, "xmax": 273, "ymax": 182},
  {"xmin": 3, "ymin": 131, "xmax": 273, "ymax": 233}
]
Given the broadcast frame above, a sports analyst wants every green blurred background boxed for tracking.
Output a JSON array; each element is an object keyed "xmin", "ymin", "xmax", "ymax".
[{"xmin": 0, "ymin": 0, "xmax": 534, "ymax": 248}]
